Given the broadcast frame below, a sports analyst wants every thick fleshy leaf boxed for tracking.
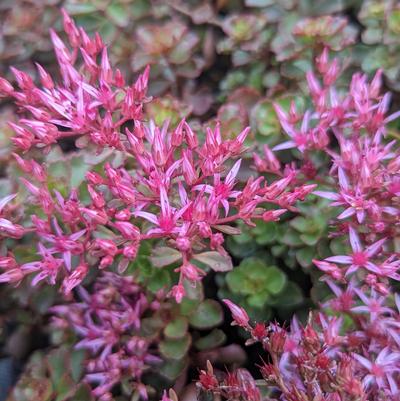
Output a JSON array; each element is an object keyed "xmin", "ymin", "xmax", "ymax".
[
  {"xmin": 213, "ymin": 224, "xmax": 242, "ymax": 235},
  {"xmin": 159, "ymin": 333, "xmax": 191, "ymax": 360},
  {"xmin": 194, "ymin": 329, "xmax": 226, "ymax": 351},
  {"xmin": 193, "ymin": 251, "xmax": 233, "ymax": 272},
  {"xmin": 159, "ymin": 358, "xmax": 188, "ymax": 381},
  {"xmin": 150, "ymin": 247, "xmax": 182, "ymax": 268},
  {"xmin": 164, "ymin": 317, "xmax": 188, "ymax": 339},
  {"xmin": 264, "ymin": 266, "xmax": 287, "ymax": 295},
  {"xmin": 189, "ymin": 300, "xmax": 224, "ymax": 329},
  {"xmin": 268, "ymin": 282, "xmax": 304, "ymax": 308}
]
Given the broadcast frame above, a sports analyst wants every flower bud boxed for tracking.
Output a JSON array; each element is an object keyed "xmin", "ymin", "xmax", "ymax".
[
  {"xmin": 114, "ymin": 221, "xmax": 140, "ymax": 240},
  {"xmin": 115, "ymin": 208, "xmax": 131, "ymax": 221},
  {"xmin": 100, "ymin": 255, "xmax": 114, "ymax": 269},
  {"xmin": 223, "ymin": 299, "xmax": 250, "ymax": 328},
  {"xmin": 170, "ymin": 284, "xmax": 185, "ymax": 304},
  {"xmin": 268, "ymin": 328, "xmax": 287, "ymax": 355},
  {"xmin": 123, "ymin": 242, "xmax": 139, "ymax": 261}
]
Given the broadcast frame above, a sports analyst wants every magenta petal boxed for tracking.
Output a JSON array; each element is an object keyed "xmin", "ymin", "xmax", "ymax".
[{"xmin": 365, "ymin": 262, "xmax": 381, "ymax": 274}]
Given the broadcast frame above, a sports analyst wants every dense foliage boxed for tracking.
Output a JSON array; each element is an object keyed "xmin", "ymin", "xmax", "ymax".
[{"xmin": 0, "ymin": 3, "xmax": 399, "ymax": 401}]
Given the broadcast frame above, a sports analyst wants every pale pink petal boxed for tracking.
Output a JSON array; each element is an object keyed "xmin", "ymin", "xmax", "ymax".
[
  {"xmin": 349, "ymin": 227, "xmax": 362, "ymax": 253},
  {"xmin": 325, "ymin": 255, "xmax": 352, "ymax": 264},
  {"xmin": 272, "ymin": 141, "xmax": 296, "ymax": 151},
  {"xmin": 366, "ymin": 238, "xmax": 386, "ymax": 257},
  {"xmin": 338, "ymin": 207, "xmax": 355, "ymax": 219},
  {"xmin": 313, "ymin": 191, "xmax": 340, "ymax": 200},
  {"xmin": 225, "ymin": 159, "xmax": 241, "ymax": 187}
]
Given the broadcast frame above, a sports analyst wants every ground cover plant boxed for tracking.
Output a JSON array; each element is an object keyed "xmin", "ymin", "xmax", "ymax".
[{"xmin": 0, "ymin": 3, "xmax": 399, "ymax": 401}]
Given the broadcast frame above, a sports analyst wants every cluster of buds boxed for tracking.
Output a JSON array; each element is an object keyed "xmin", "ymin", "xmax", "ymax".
[
  {"xmin": 268, "ymin": 49, "xmax": 400, "ymax": 292},
  {"xmin": 0, "ymin": 194, "xmax": 26, "ymax": 285},
  {"xmin": 199, "ymin": 299, "xmax": 400, "ymax": 401},
  {"xmin": 0, "ymin": 11, "xmax": 316, "ymax": 303},
  {"xmin": 51, "ymin": 272, "xmax": 162, "ymax": 401},
  {"xmin": 0, "ymin": 9, "xmax": 149, "ymax": 153},
  {"xmin": 234, "ymin": 49, "xmax": 400, "ymax": 400}
]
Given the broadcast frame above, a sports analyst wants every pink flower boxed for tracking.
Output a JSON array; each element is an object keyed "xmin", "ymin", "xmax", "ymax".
[
  {"xmin": 322, "ymin": 227, "xmax": 385, "ymax": 276},
  {"xmin": 170, "ymin": 284, "xmax": 186, "ymax": 304},
  {"xmin": 351, "ymin": 288, "xmax": 393, "ymax": 320},
  {"xmin": 61, "ymin": 263, "xmax": 89, "ymax": 295},
  {"xmin": 353, "ymin": 348, "xmax": 400, "ymax": 393}
]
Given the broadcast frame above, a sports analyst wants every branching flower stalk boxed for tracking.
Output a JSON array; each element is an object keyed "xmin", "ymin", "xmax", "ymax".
[
  {"xmin": 199, "ymin": 298, "xmax": 400, "ymax": 401},
  {"xmin": 199, "ymin": 50, "xmax": 400, "ymax": 401},
  {"xmin": 0, "ymin": 11, "xmax": 315, "ymax": 303},
  {"xmin": 51, "ymin": 272, "xmax": 163, "ymax": 401}
]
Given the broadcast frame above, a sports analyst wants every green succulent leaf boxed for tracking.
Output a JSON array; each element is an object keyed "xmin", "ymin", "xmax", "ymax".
[
  {"xmin": 189, "ymin": 300, "xmax": 223, "ymax": 329},
  {"xmin": 106, "ymin": 2, "xmax": 130, "ymax": 27},
  {"xmin": 300, "ymin": 232, "xmax": 321, "ymax": 246},
  {"xmin": 194, "ymin": 329, "xmax": 226, "ymax": 351},
  {"xmin": 290, "ymin": 216, "xmax": 310, "ymax": 233},
  {"xmin": 159, "ymin": 333, "xmax": 191, "ymax": 360},
  {"xmin": 226, "ymin": 269, "xmax": 245, "ymax": 293},
  {"xmin": 159, "ymin": 357, "xmax": 188, "ymax": 381},
  {"xmin": 147, "ymin": 269, "xmax": 172, "ymax": 293},
  {"xmin": 71, "ymin": 350, "xmax": 86, "ymax": 383},
  {"xmin": 268, "ymin": 282, "xmax": 304, "ymax": 308},
  {"xmin": 164, "ymin": 317, "xmax": 188, "ymax": 339},
  {"xmin": 247, "ymin": 291, "xmax": 270, "ymax": 308},
  {"xmin": 150, "ymin": 247, "xmax": 182, "ymax": 268},
  {"xmin": 296, "ymin": 247, "xmax": 315, "ymax": 268},
  {"xmin": 193, "ymin": 251, "xmax": 233, "ymax": 272},
  {"xmin": 264, "ymin": 266, "xmax": 287, "ymax": 295}
]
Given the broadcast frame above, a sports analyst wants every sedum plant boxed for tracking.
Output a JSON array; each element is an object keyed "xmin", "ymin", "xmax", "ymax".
[
  {"xmin": 0, "ymin": 4, "xmax": 400, "ymax": 401},
  {"xmin": 199, "ymin": 295, "xmax": 400, "ymax": 401},
  {"xmin": 0, "ymin": 11, "xmax": 314, "ymax": 304},
  {"xmin": 197, "ymin": 49, "xmax": 400, "ymax": 401},
  {"xmin": 0, "ymin": 11, "xmax": 315, "ymax": 401}
]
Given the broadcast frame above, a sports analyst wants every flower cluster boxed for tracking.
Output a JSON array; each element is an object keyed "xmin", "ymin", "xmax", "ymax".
[
  {"xmin": 0, "ymin": 9, "xmax": 149, "ymax": 153},
  {"xmin": 199, "ymin": 298, "xmax": 400, "ymax": 401},
  {"xmin": 1, "ymin": 9, "xmax": 400, "ymax": 401},
  {"xmin": 51, "ymin": 272, "xmax": 162, "ymax": 401},
  {"xmin": 201, "ymin": 49, "xmax": 400, "ymax": 401},
  {"xmin": 0, "ymin": 11, "xmax": 316, "ymax": 303},
  {"xmin": 270, "ymin": 49, "xmax": 400, "ymax": 292}
]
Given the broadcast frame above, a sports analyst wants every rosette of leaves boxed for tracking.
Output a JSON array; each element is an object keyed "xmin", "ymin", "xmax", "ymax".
[
  {"xmin": 6, "ymin": 348, "xmax": 92, "ymax": 401},
  {"xmin": 221, "ymin": 196, "xmax": 344, "ymax": 319},
  {"xmin": 153, "ymin": 281, "xmax": 226, "ymax": 383},
  {"xmin": 134, "ymin": 20, "xmax": 206, "ymax": 94},
  {"xmin": 145, "ymin": 96, "xmax": 192, "ymax": 128},
  {"xmin": 271, "ymin": 14, "xmax": 357, "ymax": 81},
  {"xmin": 227, "ymin": 197, "xmax": 335, "ymax": 270},
  {"xmin": 218, "ymin": 1, "xmax": 358, "ymax": 94},
  {"xmin": 214, "ymin": 88, "xmax": 307, "ymax": 147},
  {"xmin": 216, "ymin": 257, "xmax": 304, "ymax": 321},
  {"xmin": 61, "ymin": 1, "xmax": 213, "ymax": 98},
  {"xmin": 277, "ymin": 199, "xmax": 333, "ymax": 269},
  {"xmin": 217, "ymin": 13, "xmax": 270, "ymax": 66},
  {"xmin": 0, "ymin": 0, "xmax": 61, "ymax": 76},
  {"xmin": 250, "ymin": 95, "xmax": 306, "ymax": 145},
  {"xmin": 357, "ymin": 0, "xmax": 400, "ymax": 89}
]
